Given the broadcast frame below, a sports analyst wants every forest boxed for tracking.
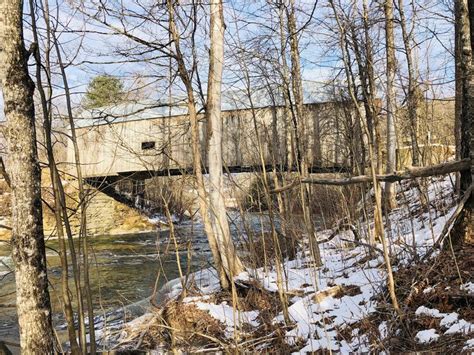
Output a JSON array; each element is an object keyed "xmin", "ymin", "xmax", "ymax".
[{"xmin": 0, "ymin": 0, "xmax": 473, "ymax": 353}]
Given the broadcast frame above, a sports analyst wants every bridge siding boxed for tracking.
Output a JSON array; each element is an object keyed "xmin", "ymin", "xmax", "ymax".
[{"xmin": 69, "ymin": 102, "xmax": 349, "ymax": 178}]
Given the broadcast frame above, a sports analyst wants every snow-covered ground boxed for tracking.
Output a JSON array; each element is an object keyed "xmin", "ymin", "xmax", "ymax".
[{"xmin": 115, "ymin": 175, "xmax": 473, "ymax": 353}]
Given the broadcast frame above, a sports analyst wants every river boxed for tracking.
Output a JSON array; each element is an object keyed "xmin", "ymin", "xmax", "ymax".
[{"xmin": 0, "ymin": 213, "xmax": 272, "ymax": 351}]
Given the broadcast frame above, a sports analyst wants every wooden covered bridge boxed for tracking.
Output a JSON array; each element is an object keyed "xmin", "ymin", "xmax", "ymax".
[
  {"xmin": 69, "ymin": 99, "xmax": 352, "ymax": 180},
  {"xmin": 67, "ymin": 97, "xmax": 355, "ymax": 208}
]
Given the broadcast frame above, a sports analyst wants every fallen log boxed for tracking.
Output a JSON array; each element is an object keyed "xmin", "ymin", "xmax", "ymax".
[{"xmin": 302, "ymin": 159, "xmax": 470, "ymax": 186}]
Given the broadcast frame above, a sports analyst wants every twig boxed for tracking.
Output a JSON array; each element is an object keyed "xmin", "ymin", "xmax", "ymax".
[{"xmin": 0, "ymin": 157, "xmax": 11, "ymax": 188}]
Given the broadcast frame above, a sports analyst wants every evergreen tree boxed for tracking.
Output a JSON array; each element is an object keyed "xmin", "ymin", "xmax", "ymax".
[{"xmin": 84, "ymin": 74, "xmax": 125, "ymax": 108}]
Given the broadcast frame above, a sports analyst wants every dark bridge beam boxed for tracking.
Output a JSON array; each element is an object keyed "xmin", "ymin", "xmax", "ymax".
[
  {"xmin": 83, "ymin": 164, "xmax": 352, "ymax": 214},
  {"xmin": 84, "ymin": 164, "xmax": 351, "ymax": 187},
  {"xmin": 101, "ymin": 164, "xmax": 352, "ymax": 181}
]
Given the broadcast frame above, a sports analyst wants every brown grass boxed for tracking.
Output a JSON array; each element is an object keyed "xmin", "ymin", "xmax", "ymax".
[{"xmin": 367, "ymin": 243, "xmax": 474, "ymax": 353}]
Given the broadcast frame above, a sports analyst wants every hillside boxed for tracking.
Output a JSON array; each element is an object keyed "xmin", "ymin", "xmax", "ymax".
[{"xmin": 111, "ymin": 175, "xmax": 473, "ymax": 353}]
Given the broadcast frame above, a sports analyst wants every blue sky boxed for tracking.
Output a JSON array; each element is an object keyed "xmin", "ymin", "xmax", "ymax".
[{"xmin": 0, "ymin": 0, "xmax": 455, "ymax": 118}]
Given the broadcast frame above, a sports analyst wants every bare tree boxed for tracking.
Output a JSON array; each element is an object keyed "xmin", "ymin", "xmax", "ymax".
[
  {"xmin": 28, "ymin": 0, "xmax": 81, "ymax": 350},
  {"xmin": 0, "ymin": 0, "xmax": 54, "ymax": 352},
  {"xmin": 328, "ymin": 0, "xmax": 400, "ymax": 314},
  {"xmin": 455, "ymin": 0, "xmax": 463, "ymax": 193},
  {"xmin": 166, "ymin": 0, "xmax": 243, "ymax": 289},
  {"xmin": 397, "ymin": 0, "xmax": 421, "ymax": 166},
  {"xmin": 286, "ymin": 0, "xmax": 322, "ymax": 266},
  {"xmin": 206, "ymin": 0, "xmax": 245, "ymax": 284},
  {"xmin": 384, "ymin": 0, "xmax": 398, "ymax": 209}
]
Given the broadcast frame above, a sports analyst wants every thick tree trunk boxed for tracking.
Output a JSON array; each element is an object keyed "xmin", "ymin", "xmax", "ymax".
[
  {"xmin": 206, "ymin": 0, "xmax": 244, "ymax": 280},
  {"xmin": 452, "ymin": 0, "xmax": 474, "ymax": 244},
  {"xmin": 167, "ymin": 1, "xmax": 241, "ymax": 289},
  {"xmin": 456, "ymin": 0, "xmax": 463, "ymax": 193},
  {"xmin": 0, "ymin": 0, "xmax": 54, "ymax": 352},
  {"xmin": 385, "ymin": 0, "xmax": 398, "ymax": 209}
]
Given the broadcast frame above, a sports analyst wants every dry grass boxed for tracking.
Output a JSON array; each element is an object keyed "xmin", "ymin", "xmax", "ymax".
[
  {"xmin": 144, "ymin": 176, "xmax": 195, "ymax": 220},
  {"xmin": 365, "ymin": 243, "xmax": 474, "ymax": 353},
  {"xmin": 117, "ymin": 280, "xmax": 299, "ymax": 353},
  {"xmin": 241, "ymin": 230, "xmax": 297, "ymax": 268}
]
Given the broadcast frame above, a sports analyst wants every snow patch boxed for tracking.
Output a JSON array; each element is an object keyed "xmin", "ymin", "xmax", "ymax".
[
  {"xmin": 416, "ymin": 306, "xmax": 474, "ymax": 335},
  {"xmin": 415, "ymin": 329, "xmax": 439, "ymax": 344},
  {"xmin": 461, "ymin": 281, "xmax": 474, "ymax": 294},
  {"xmin": 464, "ymin": 338, "xmax": 474, "ymax": 351}
]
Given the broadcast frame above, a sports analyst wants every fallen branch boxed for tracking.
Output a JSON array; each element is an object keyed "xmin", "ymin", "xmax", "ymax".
[
  {"xmin": 269, "ymin": 178, "xmax": 300, "ymax": 194},
  {"xmin": 302, "ymin": 159, "xmax": 470, "ymax": 186}
]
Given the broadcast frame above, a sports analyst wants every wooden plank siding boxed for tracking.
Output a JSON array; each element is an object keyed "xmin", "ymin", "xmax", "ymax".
[{"xmin": 68, "ymin": 102, "xmax": 353, "ymax": 178}]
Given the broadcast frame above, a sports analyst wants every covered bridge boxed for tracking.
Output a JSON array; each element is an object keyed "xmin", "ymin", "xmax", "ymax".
[{"xmin": 67, "ymin": 98, "xmax": 355, "ymax": 180}]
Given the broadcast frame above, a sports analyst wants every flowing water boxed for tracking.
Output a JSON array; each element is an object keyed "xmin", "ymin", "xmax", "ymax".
[{"xmin": 0, "ymin": 213, "xmax": 273, "ymax": 351}]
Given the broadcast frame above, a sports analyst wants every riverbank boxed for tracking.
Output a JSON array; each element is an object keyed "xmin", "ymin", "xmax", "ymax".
[
  {"xmin": 0, "ymin": 174, "xmax": 158, "ymax": 241},
  {"xmin": 110, "ymin": 175, "xmax": 474, "ymax": 353}
]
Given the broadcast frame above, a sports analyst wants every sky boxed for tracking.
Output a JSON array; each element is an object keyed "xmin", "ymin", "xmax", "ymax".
[{"xmin": 0, "ymin": 0, "xmax": 455, "ymax": 119}]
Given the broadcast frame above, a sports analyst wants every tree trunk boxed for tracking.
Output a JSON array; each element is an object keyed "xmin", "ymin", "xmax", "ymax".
[
  {"xmin": 329, "ymin": 0, "xmax": 400, "ymax": 313},
  {"xmin": 54, "ymin": 35, "xmax": 96, "ymax": 353},
  {"xmin": 167, "ymin": 1, "xmax": 241, "ymax": 289},
  {"xmin": 452, "ymin": 0, "xmax": 474, "ymax": 244},
  {"xmin": 384, "ymin": 0, "xmax": 398, "ymax": 209},
  {"xmin": 0, "ymin": 0, "xmax": 54, "ymax": 352},
  {"xmin": 287, "ymin": 0, "xmax": 322, "ymax": 266},
  {"xmin": 28, "ymin": 2, "xmax": 81, "ymax": 350},
  {"xmin": 398, "ymin": 0, "xmax": 420, "ymax": 166},
  {"xmin": 206, "ymin": 0, "xmax": 244, "ymax": 281},
  {"xmin": 302, "ymin": 159, "xmax": 470, "ymax": 185},
  {"xmin": 278, "ymin": 4, "xmax": 297, "ymax": 170},
  {"xmin": 287, "ymin": 0, "xmax": 307, "ymax": 171},
  {"xmin": 456, "ymin": 0, "xmax": 463, "ymax": 193}
]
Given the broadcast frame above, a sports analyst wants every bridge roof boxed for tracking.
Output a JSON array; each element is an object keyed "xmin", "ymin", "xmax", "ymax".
[{"xmin": 73, "ymin": 81, "xmax": 326, "ymax": 128}]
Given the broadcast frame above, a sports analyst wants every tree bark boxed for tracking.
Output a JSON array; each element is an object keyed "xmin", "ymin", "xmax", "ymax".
[
  {"xmin": 384, "ymin": 0, "xmax": 398, "ymax": 209},
  {"xmin": 302, "ymin": 159, "xmax": 470, "ymax": 185},
  {"xmin": 206, "ymin": 0, "xmax": 244, "ymax": 281},
  {"xmin": 452, "ymin": 0, "xmax": 474, "ymax": 244},
  {"xmin": 0, "ymin": 0, "xmax": 54, "ymax": 352},
  {"xmin": 456, "ymin": 0, "xmax": 463, "ymax": 193}
]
